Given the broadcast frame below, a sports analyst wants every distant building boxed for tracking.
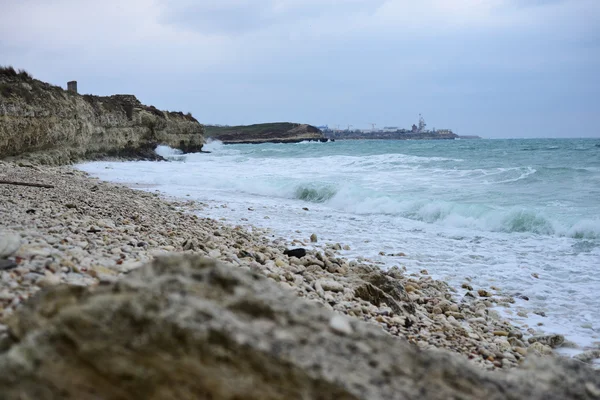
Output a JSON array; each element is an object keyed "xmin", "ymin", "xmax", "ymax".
[
  {"xmin": 382, "ymin": 126, "xmax": 399, "ymax": 132},
  {"xmin": 67, "ymin": 81, "xmax": 77, "ymax": 93}
]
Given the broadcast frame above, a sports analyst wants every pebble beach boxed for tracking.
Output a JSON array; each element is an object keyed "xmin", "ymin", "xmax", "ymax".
[{"xmin": 1, "ymin": 160, "xmax": 595, "ymax": 370}]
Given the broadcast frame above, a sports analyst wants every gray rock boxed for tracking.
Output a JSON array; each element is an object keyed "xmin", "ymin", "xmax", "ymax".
[
  {"xmin": 0, "ymin": 255, "xmax": 599, "ymax": 400},
  {"xmin": 0, "ymin": 259, "xmax": 17, "ymax": 270},
  {"xmin": 528, "ymin": 334, "xmax": 565, "ymax": 348},
  {"xmin": 0, "ymin": 233, "xmax": 21, "ymax": 259},
  {"xmin": 354, "ymin": 271, "xmax": 416, "ymax": 316},
  {"xmin": 319, "ymin": 279, "xmax": 344, "ymax": 293},
  {"xmin": 574, "ymin": 349, "xmax": 600, "ymax": 363}
]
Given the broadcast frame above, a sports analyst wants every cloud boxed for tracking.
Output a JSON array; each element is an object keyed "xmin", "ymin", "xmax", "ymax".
[
  {"xmin": 159, "ymin": 0, "xmax": 387, "ymax": 35},
  {"xmin": 0, "ymin": 0, "xmax": 598, "ymax": 137}
]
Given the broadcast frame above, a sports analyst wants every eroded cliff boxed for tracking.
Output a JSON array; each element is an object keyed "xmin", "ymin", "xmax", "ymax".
[{"xmin": 0, "ymin": 67, "xmax": 204, "ymax": 164}]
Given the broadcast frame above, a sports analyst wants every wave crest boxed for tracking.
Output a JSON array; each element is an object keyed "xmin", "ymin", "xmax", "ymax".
[
  {"xmin": 155, "ymin": 145, "xmax": 186, "ymax": 161},
  {"xmin": 294, "ymin": 185, "xmax": 337, "ymax": 202}
]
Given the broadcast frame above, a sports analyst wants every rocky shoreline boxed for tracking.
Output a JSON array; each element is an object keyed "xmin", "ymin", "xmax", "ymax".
[{"xmin": 1, "ymin": 160, "xmax": 590, "ymax": 372}]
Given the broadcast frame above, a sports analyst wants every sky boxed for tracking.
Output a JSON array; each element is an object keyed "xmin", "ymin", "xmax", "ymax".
[{"xmin": 1, "ymin": 0, "xmax": 599, "ymax": 138}]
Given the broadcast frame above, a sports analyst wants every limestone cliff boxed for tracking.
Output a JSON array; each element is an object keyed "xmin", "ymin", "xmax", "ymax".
[
  {"xmin": 205, "ymin": 122, "xmax": 326, "ymax": 144},
  {"xmin": 0, "ymin": 67, "xmax": 205, "ymax": 164}
]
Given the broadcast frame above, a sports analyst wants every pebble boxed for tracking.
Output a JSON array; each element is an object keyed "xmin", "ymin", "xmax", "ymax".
[
  {"xmin": 528, "ymin": 334, "xmax": 565, "ymax": 348},
  {"xmin": 574, "ymin": 349, "xmax": 600, "ymax": 363},
  {"xmin": 0, "ymin": 260, "xmax": 17, "ymax": 271},
  {"xmin": 528, "ymin": 342, "xmax": 554, "ymax": 355},
  {"xmin": 319, "ymin": 280, "xmax": 344, "ymax": 293},
  {"xmin": 585, "ymin": 383, "xmax": 600, "ymax": 397},
  {"xmin": 36, "ymin": 273, "xmax": 61, "ymax": 288},
  {"xmin": 329, "ymin": 314, "xmax": 354, "ymax": 335},
  {"xmin": 0, "ymin": 233, "xmax": 21, "ymax": 259}
]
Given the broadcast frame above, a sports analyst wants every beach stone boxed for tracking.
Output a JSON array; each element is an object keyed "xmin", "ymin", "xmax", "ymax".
[
  {"xmin": 446, "ymin": 312, "xmax": 464, "ymax": 320},
  {"xmin": 284, "ymin": 248, "xmax": 306, "ymax": 258},
  {"xmin": 528, "ymin": 334, "xmax": 565, "ymax": 348},
  {"xmin": 36, "ymin": 273, "xmax": 61, "ymax": 288},
  {"xmin": 208, "ymin": 249, "xmax": 221, "ymax": 258},
  {"xmin": 514, "ymin": 347, "xmax": 528, "ymax": 356},
  {"xmin": 2, "ymin": 255, "xmax": 599, "ymax": 400},
  {"xmin": 0, "ymin": 260, "xmax": 17, "ymax": 271},
  {"xmin": 529, "ymin": 342, "xmax": 554, "ymax": 356},
  {"xmin": 574, "ymin": 350, "xmax": 600, "ymax": 363},
  {"xmin": 319, "ymin": 280, "xmax": 344, "ymax": 293},
  {"xmin": 354, "ymin": 273, "xmax": 415, "ymax": 316},
  {"xmin": 509, "ymin": 330, "xmax": 524, "ymax": 339},
  {"xmin": 478, "ymin": 289, "xmax": 492, "ymax": 297},
  {"xmin": 274, "ymin": 258, "xmax": 287, "ymax": 268},
  {"xmin": 0, "ymin": 233, "xmax": 21, "ymax": 259},
  {"xmin": 405, "ymin": 284, "xmax": 417, "ymax": 293},
  {"xmin": 469, "ymin": 317, "xmax": 487, "ymax": 324},
  {"xmin": 586, "ymin": 383, "xmax": 600, "ymax": 397},
  {"xmin": 329, "ymin": 314, "xmax": 354, "ymax": 335},
  {"xmin": 310, "ymin": 233, "xmax": 318, "ymax": 243}
]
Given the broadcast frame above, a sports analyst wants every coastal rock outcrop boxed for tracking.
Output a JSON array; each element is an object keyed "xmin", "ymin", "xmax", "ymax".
[
  {"xmin": 0, "ymin": 254, "xmax": 598, "ymax": 400},
  {"xmin": 205, "ymin": 122, "xmax": 326, "ymax": 144},
  {"xmin": 0, "ymin": 67, "xmax": 205, "ymax": 164}
]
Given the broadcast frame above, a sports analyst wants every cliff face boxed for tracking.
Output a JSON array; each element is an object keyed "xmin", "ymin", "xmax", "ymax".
[
  {"xmin": 205, "ymin": 122, "xmax": 326, "ymax": 144},
  {"xmin": 0, "ymin": 69, "xmax": 204, "ymax": 165}
]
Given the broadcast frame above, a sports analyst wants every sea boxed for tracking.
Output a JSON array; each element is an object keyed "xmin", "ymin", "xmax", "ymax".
[{"xmin": 78, "ymin": 138, "xmax": 600, "ymax": 357}]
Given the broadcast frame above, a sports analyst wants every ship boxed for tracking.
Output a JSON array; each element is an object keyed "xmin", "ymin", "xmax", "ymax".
[{"xmin": 322, "ymin": 115, "xmax": 480, "ymax": 140}]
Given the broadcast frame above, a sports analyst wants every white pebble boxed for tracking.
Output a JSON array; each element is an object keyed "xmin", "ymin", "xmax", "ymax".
[{"xmin": 329, "ymin": 314, "xmax": 354, "ymax": 335}]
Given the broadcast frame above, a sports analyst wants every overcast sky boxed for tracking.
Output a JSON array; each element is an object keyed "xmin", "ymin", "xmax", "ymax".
[{"xmin": 1, "ymin": 0, "xmax": 599, "ymax": 138}]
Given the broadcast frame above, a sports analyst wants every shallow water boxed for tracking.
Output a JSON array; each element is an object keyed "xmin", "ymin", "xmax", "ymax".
[{"xmin": 78, "ymin": 138, "xmax": 600, "ymax": 351}]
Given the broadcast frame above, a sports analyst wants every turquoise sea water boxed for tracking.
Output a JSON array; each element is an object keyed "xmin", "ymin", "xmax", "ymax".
[{"xmin": 79, "ymin": 138, "xmax": 600, "ymax": 352}]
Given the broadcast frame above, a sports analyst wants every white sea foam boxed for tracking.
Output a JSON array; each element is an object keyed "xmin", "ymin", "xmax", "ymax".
[
  {"xmin": 77, "ymin": 139, "xmax": 600, "ymax": 354},
  {"xmin": 202, "ymin": 139, "xmax": 225, "ymax": 153}
]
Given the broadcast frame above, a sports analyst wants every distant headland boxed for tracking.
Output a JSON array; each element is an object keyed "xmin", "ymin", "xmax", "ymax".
[{"xmin": 204, "ymin": 123, "xmax": 328, "ymax": 144}]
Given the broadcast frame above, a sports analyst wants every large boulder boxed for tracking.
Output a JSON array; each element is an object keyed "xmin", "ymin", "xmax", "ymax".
[{"xmin": 0, "ymin": 255, "xmax": 598, "ymax": 399}]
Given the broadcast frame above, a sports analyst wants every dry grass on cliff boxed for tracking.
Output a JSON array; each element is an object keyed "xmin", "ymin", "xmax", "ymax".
[{"xmin": 0, "ymin": 66, "xmax": 32, "ymax": 80}]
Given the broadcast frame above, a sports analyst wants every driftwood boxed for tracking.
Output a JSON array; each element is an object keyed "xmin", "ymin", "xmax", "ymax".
[{"xmin": 0, "ymin": 180, "xmax": 54, "ymax": 189}]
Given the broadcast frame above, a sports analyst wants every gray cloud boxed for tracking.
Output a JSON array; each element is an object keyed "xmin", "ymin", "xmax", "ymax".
[
  {"xmin": 0, "ymin": 0, "xmax": 599, "ymax": 137},
  {"xmin": 159, "ymin": 0, "xmax": 387, "ymax": 35}
]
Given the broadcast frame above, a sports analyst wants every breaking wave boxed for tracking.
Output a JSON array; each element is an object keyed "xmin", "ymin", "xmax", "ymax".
[
  {"xmin": 294, "ymin": 185, "xmax": 337, "ymax": 202},
  {"xmin": 155, "ymin": 145, "xmax": 186, "ymax": 161}
]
